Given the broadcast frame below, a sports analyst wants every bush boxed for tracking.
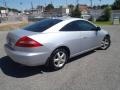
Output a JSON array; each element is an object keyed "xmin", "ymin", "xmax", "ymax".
[
  {"xmin": 97, "ymin": 15, "xmax": 108, "ymax": 21},
  {"xmin": 71, "ymin": 4, "xmax": 81, "ymax": 18},
  {"xmin": 97, "ymin": 6, "xmax": 112, "ymax": 21},
  {"xmin": 112, "ymin": 0, "xmax": 120, "ymax": 10}
]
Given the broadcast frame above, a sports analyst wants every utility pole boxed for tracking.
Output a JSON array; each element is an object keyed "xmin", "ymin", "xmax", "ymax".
[
  {"xmin": 39, "ymin": 0, "xmax": 40, "ymax": 5},
  {"xmin": 31, "ymin": 2, "xmax": 33, "ymax": 9},
  {"xmin": 44, "ymin": 0, "xmax": 46, "ymax": 6},
  {"xmin": 99, "ymin": 0, "xmax": 101, "ymax": 9},
  {"xmin": 66, "ymin": 0, "xmax": 68, "ymax": 7},
  {"xmin": 20, "ymin": 2, "xmax": 23, "ymax": 13},
  {"xmin": 31, "ymin": 1, "xmax": 33, "ymax": 14},
  {"xmin": 3, "ymin": 0, "xmax": 8, "ymax": 18},
  {"xmin": 90, "ymin": 0, "xmax": 93, "ymax": 8},
  {"xmin": 76, "ymin": 0, "xmax": 79, "ymax": 5},
  {"xmin": 50, "ymin": 0, "xmax": 52, "ymax": 4},
  {"xmin": 0, "ymin": 0, "xmax": 3, "ymax": 22},
  {"xmin": 3, "ymin": 0, "xmax": 7, "ymax": 9}
]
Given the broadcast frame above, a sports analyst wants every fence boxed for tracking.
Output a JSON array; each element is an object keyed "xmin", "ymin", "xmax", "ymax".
[{"xmin": 0, "ymin": 15, "xmax": 28, "ymax": 23}]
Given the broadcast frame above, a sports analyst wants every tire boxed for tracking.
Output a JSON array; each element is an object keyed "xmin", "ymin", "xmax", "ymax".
[
  {"xmin": 100, "ymin": 36, "xmax": 111, "ymax": 50},
  {"xmin": 47, "ymin": 48, "xmax": 69, "ymax": 70}
]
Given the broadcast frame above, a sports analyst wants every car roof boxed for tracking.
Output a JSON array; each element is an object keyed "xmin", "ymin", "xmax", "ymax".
[
  {"xmin": 43, "ymin": 17, "xmax": 90, "ymax": 33},
  {"xmin": 52, "ymin": 16, "xmax": 86, "ymax": 21}
]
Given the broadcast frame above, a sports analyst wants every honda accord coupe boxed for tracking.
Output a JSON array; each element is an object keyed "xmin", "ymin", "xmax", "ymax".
[{"xmin": 4, "ymin": 18, "xmax": 111, "ymax": 70}]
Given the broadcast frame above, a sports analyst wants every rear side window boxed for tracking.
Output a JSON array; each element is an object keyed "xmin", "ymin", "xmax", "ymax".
[{"xmin": 23, "ymin": 19, "xmax": 62, "ymax": 32}]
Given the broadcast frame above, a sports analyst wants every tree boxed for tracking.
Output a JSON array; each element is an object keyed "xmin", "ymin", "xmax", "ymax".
[
  {"xmin": 112, "ymin": 0, "xmax": 120, "ymax": 10},
  {"xmin": 37, "ymin": 5, "xmax": 43, "ymax": 9},
  {"xmin": 0, "ymin": 6, "xmax": 20, "ymax": 13},
  {"xmin": 68, "ymin": 4, "xmax": 74, "ymax": 13},
  {"xmin": 101, "ymin": 4, "xmax": 109, "ymax": 9},
  {"xmin": 45, "ymin": 4, "xmax": 54, "ymax": 11},
  {"xmin": 59, "ymin": 5, "xmax": 63, "ymax": 9},
  {"xmin": 71, "ymin": 4, "xmax": 81, "ymax": 18},
  {"xmin": 103, "ymin": 6, "xmax": 112, "ymax": 21},
  {"xmin": 97, "ymin": 6, "xmax": 111, "ymax": 21},
  {"xmin": 93, "ymin": 4, "xmax": 109, "ymax": 9}
]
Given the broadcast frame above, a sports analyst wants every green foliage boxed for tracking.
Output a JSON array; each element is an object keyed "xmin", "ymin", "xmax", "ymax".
[
  {"xmin": 103, "ymin": 6, "xmax": 112, "ymax": 21},
  {"xmin": 68, "ymin": 4, "xmax": 74, "ymax": 12},
  {"xmin": 0, "ymin": 6, "xmax": 6, "ymax": 10},
  {"xmin": 93, "ymin": 21, "xmax": 112, "ymax": 26},
  {"xmin": 0, "ymin": 6, "xmax": 21, "ymax": 13},
  {"xmin": 45, "ymin": 4, "xmax": 54, "ymax": 11},
  {"xmin": 9, "ymin": 8, "xmax": 21, "ymax": 13},
  {"xmin": 59, "ymin": 6, "xmax": 63, "ymax": 9},
  {"xmin": 93, "ymin": 4, "xmax": 110, "ymax": 9},
  {"xmin": 97, "ymin": 6, "xmax": 112, "ymax": 21},
  {"xmin": 112, "ymin": 0, "xmax": 120, "ymax": 10},
  {"xmin": 71, "ymin": 4, "xmax": 81, "ymax": 18}
]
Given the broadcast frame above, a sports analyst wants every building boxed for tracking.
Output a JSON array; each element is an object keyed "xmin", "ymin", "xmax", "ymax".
[
  {"xmin": 78, "ymin": 4, "xmax": 91, "ymax": 20},
  {"xmin": 111, "ymin": 10, "xmax": 120, "ymax": 20},
  {"xmin": 89, "ymin": 9, "xmax": 104, "ymax": 19},
  {"xmin": 0, "ymin": 9, "xmax": 8, "ymax": 17},
  {"xmin": 79, "ymin": 4, "xmax": 89, "ymax": 15},
  {"xmin": 24, "ymin": 5, "xmax": 44, "ymax": 16},
  {"xmin": 90, "ymin": 9, "xmax": 120, "ymax": 21},
  {"xmin": 43, "ymin": 8, "xmax": 69, "ymax": 17}
]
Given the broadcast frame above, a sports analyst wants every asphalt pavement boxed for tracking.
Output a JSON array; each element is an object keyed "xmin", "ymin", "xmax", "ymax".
[{"xmin": 0, "ymin": 25, "xmax": 120, "ymax": 90}]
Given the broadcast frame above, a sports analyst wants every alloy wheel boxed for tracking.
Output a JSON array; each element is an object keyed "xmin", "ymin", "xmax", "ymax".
[
  {"xmin": 101, "ymin": 37, "xmax": 110, "ymax": 50},
  {"xmin": 53, "ymin": 51, "xmax": 67, "ymax": 68}
]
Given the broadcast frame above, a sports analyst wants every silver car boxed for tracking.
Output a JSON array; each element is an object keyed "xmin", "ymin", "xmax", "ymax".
[{"xmin": 4, "ymin": 18, "xmax": 111, "ymax": 70}]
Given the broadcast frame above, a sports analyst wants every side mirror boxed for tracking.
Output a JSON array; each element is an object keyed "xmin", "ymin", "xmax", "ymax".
[{"xmin": 95, "ymin": 26, "xmax": 101, "ymax": 31}]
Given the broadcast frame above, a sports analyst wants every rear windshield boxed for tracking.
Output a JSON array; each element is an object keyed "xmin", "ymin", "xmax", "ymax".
[{"xmin": 23, "ymin": 19, "xmax": 62, "ymax": 32}]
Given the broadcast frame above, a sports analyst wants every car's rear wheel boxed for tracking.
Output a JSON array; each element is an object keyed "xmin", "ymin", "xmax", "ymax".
[
  {"xmin": 47, "ymin": 48, "xmax": 69, "ymax": 70},
  {"xmin": 100, "ymin": 36, "xmax": 111, "ymax": 50}
]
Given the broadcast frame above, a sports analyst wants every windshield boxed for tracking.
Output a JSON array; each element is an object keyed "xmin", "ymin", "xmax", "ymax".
[{"xmin": 23, "ymin": 19, "xmax": 62, "ymax": 32}]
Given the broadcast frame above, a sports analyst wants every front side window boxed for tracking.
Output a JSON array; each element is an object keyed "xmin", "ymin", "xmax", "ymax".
[
  {"xmin": 60, "ymin": 21, "xmax": 81, "ymax": 31},
  {"xmin": 60, "ymin": 20, "xmax": 96, "ymax": 31},
  {"xmin": 23, "ymin": 19, "xmax": 62, "ymax": 32},
  {"xmin": 77, "ymin": 20, "xmax": 96, "ymax": 31}
]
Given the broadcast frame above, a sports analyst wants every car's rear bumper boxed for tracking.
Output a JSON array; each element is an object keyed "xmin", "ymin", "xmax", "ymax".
[{"xmin": 4, "ymin": 44, "xmax": 49, "ymax": 66}]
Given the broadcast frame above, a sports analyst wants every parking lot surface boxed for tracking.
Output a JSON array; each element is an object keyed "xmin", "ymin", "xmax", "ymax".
[{"xmin": 0, "ymin": 25, "xmax": 120, "ymax": 90}]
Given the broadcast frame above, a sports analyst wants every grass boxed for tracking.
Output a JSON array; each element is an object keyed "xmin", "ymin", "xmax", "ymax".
[
  {"xmin": 0, "ymin": 21, "xmax": 28, "ymax": 31},
  {"xmin": 92, "ymin": 21, "xmax": 113, "ymax": 26}
]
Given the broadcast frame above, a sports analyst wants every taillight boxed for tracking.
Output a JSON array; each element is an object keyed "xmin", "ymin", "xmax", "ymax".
[{"xmin": 15, "ymin": 36, "xmax": 43, "ymax": 48}]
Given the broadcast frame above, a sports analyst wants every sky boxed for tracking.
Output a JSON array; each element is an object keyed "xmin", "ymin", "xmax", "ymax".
[{"xmin": 0, "ymin": 0, "xmax": 115, "ymax": 10}]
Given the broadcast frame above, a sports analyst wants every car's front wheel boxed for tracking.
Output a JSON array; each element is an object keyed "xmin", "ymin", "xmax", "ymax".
[
  {"xmin": 100, "ymin": 36, "xmax": 111, "ymax": 50},
  {"xmin": 47, "ymin": 48, "xmax": 69, "ymax": 70}
]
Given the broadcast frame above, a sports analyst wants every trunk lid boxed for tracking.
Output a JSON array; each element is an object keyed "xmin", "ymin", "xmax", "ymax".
[{"xmin": 6, "ymin": 29, "xmax": 38, "ymax": 49}]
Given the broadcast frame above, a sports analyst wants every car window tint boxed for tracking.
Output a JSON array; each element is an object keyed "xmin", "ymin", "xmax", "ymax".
[
  {"xmin": 77, "ymin": 20, "xmax": 96, "ymax": 31},
  {"xmin": 60, "ymin": 21, "xmax": 81, "ymax": 31},
  {"xmin": 23, "ymin": 19, "xmax": 62, "ymax": 32},
  {"xmin": 60, "ymin": 20, "xmax": 96, "ymax": 31}
]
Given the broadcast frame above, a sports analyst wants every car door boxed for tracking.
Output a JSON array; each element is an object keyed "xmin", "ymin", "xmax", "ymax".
[
  {"xmin": 76, "ymin": 20, "xmax": 99, "ymax": 51},
  {"xmin": 60, "ymin": 21, "xmax": 83, "ymax": 56}
]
